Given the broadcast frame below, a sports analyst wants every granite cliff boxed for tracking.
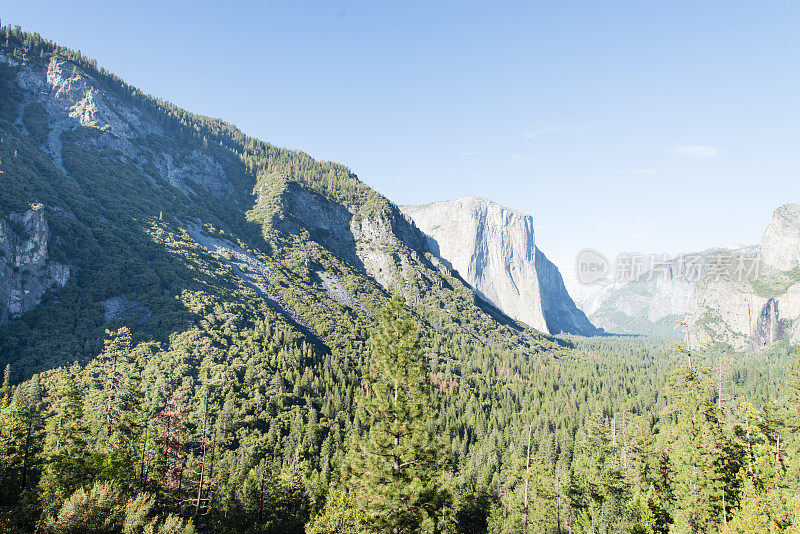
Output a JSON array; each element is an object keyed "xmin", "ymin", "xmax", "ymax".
[
  {"xmin": 567, "ymin": 203, "xmax": 800, "ymax": 349},
  {"xmin": 0, "ymin": 205, "xmax": 69, "ymax": 323},
  {"xmin": 686, "ymin": 203, "xmax": 800, "ymax": 350},
  {"xmin": 401, "ymin": 197, "xmax": 597, "ymax": 335}
]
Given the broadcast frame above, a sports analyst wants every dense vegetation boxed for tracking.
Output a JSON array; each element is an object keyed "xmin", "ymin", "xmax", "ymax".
[
  {"xmin": 0, "ymin": 24, "xmax": 798, "ymax": 533},
  {"xmin": 2, "ymin": 300, "xmax": 798, "ymax": 533}
]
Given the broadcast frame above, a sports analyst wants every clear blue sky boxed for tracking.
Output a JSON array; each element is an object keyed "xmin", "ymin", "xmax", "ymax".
[{"xmin": 4, "ymin": 1, "xmax": 799, "ymax": 272}]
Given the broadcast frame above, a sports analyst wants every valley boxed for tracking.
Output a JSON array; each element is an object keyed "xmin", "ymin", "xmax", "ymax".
[{"xmin": 0, "ymin": 23, "xmax": 798, "ymax": 534}]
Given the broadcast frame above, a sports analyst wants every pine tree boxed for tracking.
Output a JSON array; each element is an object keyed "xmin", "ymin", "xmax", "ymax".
[
  {"xmin": 13, "ymin": 376, "xmax": 43, "ymax": 492},
  {"xmin": 91, "ymin": 327, "xmax": 142, "ymax": 479},
  {"xmin": 1, "ymin": 364, "xmax": 10, "ymax": 406},
  {"xmin": 787, "ymin": 348, "xmax": 800, "ymax": 431},
  {"xmin": 39, "ymin": 369, "xmax": 91, "ymax": 515},
  {"xmin": 156, "ymin": 393, "xmax": 188, "ymax": 499},
  {"xmin": 0, "ymin": 377, "xmax": 42, "ymax": 522},
  {"xmin": 347, "ymin": 292, "xmax": 453, "ymax": 533},
  {"xmin": 664, "ymin": 350, "xmax": 727, "ymax": 534},
  {"xmin": 569, "ymin": 413, "xmax": 627, "ymax": 533}
]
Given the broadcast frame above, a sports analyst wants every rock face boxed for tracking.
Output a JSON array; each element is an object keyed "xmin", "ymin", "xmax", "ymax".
[
  {"xmin": 402, "ymin": 198, "xmax": 596, "ymax": 335},
  {"xmin": 685, "ymin": 276, "xmax": 800, "ymax": 351},
  {"xmin": 0, "ymin": 206, "xmax": 70, "ymax": 324},
  {"xmin": 568, "ymin": 252, "xmax": 713, "ymax": 338},
  {"xmin": 686, "ymin": 204, "xmax": 800, "ymax": 350},
  {"xmin": 272, "ymin": 182, "xmax": 429, "ymax": 291},
  {"xmin": 14, "ymin": 55, "xmax": 231, "ymax": 197},
  {"xmin": 1, "ymin": 35, "xmax": 564, "ymax": 381},
  {"xmin": 761, "ymin": 203, "xmax": 800, "ymax": 271},
  {"xmin": 535, "ymin": 248, "xmax": 600, "ymax": 335},
  {"xmin": 3, "ymin": 50, "xmax": 530, "ymax": 350},
  {"xmin": 567, "ymin": 203, "xmax": 800, "ymax": 349}
]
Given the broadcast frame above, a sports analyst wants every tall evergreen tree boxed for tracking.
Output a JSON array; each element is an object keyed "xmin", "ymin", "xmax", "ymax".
[
  {"xmin": 12, "ymin": 376, "xmax": 43, "ymax": 492},
  {"xmin": 1, "ymin": 364, "xmax": 10, "ymax": 406},
  {"xmin": 89, "ymin": 328, "xmax": 143, "ymax": 480},
  {"xmin": 347, "ymin": 292, "xmax": 453, "ymax": 533},
  {"xmin": 664, "ymin": 351, "xmax": 726, "ymax": 534},
  {"xmin": 39, "ymin": 368, "xmax": 92, "ymax": 515},
  {"xmin": 569, "ymin": 413, "xmax": 628, "ymax": 533}
]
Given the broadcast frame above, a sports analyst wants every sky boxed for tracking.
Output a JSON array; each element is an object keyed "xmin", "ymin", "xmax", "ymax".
[{"xmin": 3, "ymin": 1, "xmax": 799, "ymax": 274}]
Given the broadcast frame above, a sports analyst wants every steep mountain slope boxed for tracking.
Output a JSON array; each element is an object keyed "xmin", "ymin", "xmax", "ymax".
[
  {"xmin": 401, "ymin": 197, "xmax": 597, "ymax": 335},
  {"xmin": 1, "ymin": 28, "xmax": 796, "ymax": 534},
  {"xmin": 0, "ymin": 31, "xmax": 560, "ymax": 383},
  {"xmin": 0, "ymin": 30, "xmax": 584, "ymax": 528}
]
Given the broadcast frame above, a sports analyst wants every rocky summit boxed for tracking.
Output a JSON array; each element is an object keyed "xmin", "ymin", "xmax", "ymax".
[{"xmin": 402, "ymin": 197, "xmax": 597, "ymax": 336}]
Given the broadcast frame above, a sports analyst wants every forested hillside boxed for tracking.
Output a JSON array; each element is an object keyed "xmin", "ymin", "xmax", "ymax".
[{"xmin": 0, "ymin": 25, "xmax": 799, "ymax": 534}]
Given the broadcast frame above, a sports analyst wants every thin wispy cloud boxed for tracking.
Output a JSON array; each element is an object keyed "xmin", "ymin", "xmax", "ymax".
[
  {"xmin": 460, "ymin": 151, "xmax": 478, "ymax": 157},
  {"xmin": 668, "ymin": 145, "xmax": 719, "ymax": 159},
  {"xmin": 509, "ymin": 153, "xmax": 529, "ymax": 161},
  {"xmin": 524, "ymin": 127, "xmax": 566, "ymax": 139},
  {"xmin": 628, "ymin": 169, "xmax": 659, "ymax": 175}
]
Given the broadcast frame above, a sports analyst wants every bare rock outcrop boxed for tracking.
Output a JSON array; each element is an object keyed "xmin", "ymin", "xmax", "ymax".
[
  {"xmin": 9, "ymin": 55, "xmax": 232, "ymax": 197},
  {"xmin": 761, "ymin": 203, "xmax": 800, "ymax": 271},
  {"xmin": 0, "ymin": 206, "xmax": 70, "ymax": 324},
  {"xmin": 272, "ymin": 182, "xmax": 429, "ymax": 291},
  {"xmin": 402, "ymin": 197, "xmax": 596, "ymax": 335}
]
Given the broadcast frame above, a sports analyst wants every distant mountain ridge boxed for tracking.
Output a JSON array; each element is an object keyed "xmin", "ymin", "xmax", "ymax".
[
  {"xmin": 687, "ymin": 203, "xmax": 800, "ymax": 350},
  {"xmin": 401, "ymin": 197, "xmax": 598, "ymax": 336},
  {"xmin": 567, "ymin": 204, "xmax": 800, "ymax": 350},
  {"xmin": 566, "ymin": 246, "xmax": 748, "ymax": 339}
]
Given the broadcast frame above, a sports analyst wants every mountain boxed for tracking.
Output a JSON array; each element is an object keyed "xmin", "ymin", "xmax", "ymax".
[
  {"xmin": 567, "ymin": 203, "xmax": 800, "ymax": 349},
  {"xmin": 0, "ymin": 31, "xmax": 564, "ymax": 382},
  {"xmin": 567, "ymin": 247, "xmax": 745, "ymax": 339},
  {"xmin": 0, "ymin": 28, "xmax": 606, "ymax": 530},
  {"xmin": 401, "ymin": 197, "xmax": 597, "ymax": 336},
  {"xmin": 686, "ymin": 203, "xmax": 800, "ymax": 350},
  {"xmin": 1, "ymin": 26, "xmax": 797, "ymax": 534}
]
